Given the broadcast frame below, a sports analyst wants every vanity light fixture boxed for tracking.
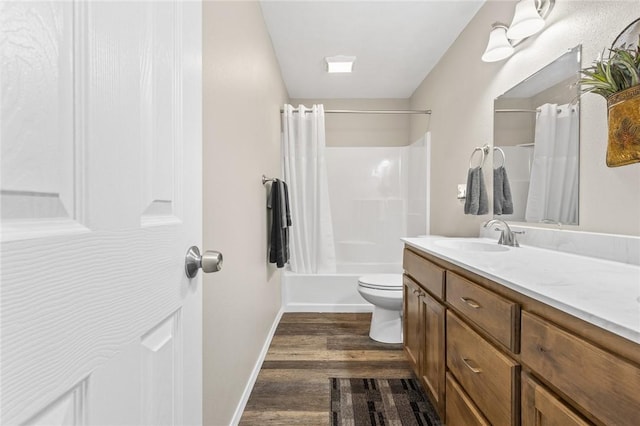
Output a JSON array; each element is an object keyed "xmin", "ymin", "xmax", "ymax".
[
  {"xmin": 481, "ymin": 24, "xmax": 515, "ymax": 63},
  {"xmin": 507, "ymin": 0, "xmax": 546, "ymax": 39},
  {"xmin": 481, "ymin": 0, "xmax": 555, "ymax": 63},
  {"xmin": 325, "ymin": 55, "xmax": 356, "ymax": 73}
]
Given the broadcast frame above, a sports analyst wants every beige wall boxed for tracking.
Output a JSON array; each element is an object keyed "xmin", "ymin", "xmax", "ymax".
[
  {"xmin": 411, "ymin": 0, "xmax": 640, "ymax": 237},
  {"xmin": 202, "ymin": 1, "xmax": 289, "ymax": 424},
  {"xmin": 292, "ymin": 98, "xmax": 413, "ymax": 146}
]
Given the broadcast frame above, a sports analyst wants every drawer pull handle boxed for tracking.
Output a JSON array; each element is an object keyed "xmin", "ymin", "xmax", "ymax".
[
  {"xmin": 413, "ymin": 289, "xmax": 420, "ymax": 296},
  {"xmin": 460, "ymin": 297, "xmax": 481, "ymax": 309},
  {"xmin": 461, "ymin": 357, "xmax": 482, "ymax": 374}
]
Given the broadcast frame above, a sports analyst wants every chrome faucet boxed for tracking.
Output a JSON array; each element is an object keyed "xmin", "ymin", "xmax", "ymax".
[{"xmin": 483, "ymin": 219, "xmax": 519, "ymax": 247}]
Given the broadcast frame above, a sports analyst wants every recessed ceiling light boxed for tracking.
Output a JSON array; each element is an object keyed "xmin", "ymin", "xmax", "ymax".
[{"xmin": 325, "ymin": 55, "xmax": 356, "ymax": 73}]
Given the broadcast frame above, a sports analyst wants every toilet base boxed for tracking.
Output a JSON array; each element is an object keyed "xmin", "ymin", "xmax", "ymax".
[{"xmin": 369, "ymin": 306, "xmax": 403, "ymax": 344}]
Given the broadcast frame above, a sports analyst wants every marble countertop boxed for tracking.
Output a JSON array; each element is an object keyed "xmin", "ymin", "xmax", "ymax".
[{"xmin": 402, "ymin": 236, "xmax": 640, "ymax": 344}]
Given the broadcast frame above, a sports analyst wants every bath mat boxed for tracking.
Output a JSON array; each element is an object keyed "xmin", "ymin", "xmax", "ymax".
[{"xmin": 330, "ymin": 378, "xmax": 442, "ymax": 426}]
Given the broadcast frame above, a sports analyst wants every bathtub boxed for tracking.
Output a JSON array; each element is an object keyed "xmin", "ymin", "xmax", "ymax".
[{"xmin": 282, "ymin": 263, "xmax": 403, "ymax": 312}]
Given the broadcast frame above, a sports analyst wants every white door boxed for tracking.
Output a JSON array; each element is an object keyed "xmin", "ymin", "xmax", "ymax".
[{"xmin": 1, "ymin": 1, "xmax": 203, "ymax": 425}]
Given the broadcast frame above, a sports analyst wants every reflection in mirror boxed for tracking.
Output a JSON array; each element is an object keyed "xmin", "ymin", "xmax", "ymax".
[{"xmin": 493, "ymin": 45, "xmax": 581, "ymax": 225}]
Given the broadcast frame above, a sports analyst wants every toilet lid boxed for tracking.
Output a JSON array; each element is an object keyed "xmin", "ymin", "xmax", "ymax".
[{"xmin": 358, "ymin": 274, "xmax": 403, "ymax": 290}]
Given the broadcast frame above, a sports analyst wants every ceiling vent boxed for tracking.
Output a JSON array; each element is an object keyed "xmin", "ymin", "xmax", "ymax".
[{"xmin": 325, "ymin": 55, "xmax": 356, "ymax": 73}]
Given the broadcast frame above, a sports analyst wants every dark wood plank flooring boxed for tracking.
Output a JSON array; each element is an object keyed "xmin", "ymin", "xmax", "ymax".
[{"xmin": 239, "ymin": 313, "xmax": 413, "ymax": 425}]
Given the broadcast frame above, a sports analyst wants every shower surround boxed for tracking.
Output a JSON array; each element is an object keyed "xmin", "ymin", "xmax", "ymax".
[{"xmin": 283, "ymin": 136, "xmax": 429, "ymax": 312}]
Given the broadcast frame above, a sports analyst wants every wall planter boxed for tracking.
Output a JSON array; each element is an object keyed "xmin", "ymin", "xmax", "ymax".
[
  {"xmin": 606, "ymin": 85, "xmax": 640, "ymax": 167},
  {"xmin": 581, "ymin": 19, "xmax": 640, "ymax": 167}
]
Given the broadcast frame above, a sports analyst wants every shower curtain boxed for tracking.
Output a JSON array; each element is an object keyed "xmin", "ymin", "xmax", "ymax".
[
  {"xmin": 282, "ymin": 104, "xmax": 336, "ymax": 273},
  {"xmin": 525, "ymin": 103, "xmax": 579, "ymax": 224}
]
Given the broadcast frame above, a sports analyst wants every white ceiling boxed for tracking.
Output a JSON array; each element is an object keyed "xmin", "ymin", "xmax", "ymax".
[{"xmin": 260, "ymin": 0, "xmax": 485, "ymax": 99}]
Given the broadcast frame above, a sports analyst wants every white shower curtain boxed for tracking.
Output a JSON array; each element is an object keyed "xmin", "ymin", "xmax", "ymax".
[
  {"xmin": 282, "ymin": 104, "xmax": 336, "ymax": 273},
  {"xmin": 525, "ymin": 103, "xmax": 579, "ymax": 224}
]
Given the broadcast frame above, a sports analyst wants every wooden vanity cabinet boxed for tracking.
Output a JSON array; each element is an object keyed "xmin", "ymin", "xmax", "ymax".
[
  {"xmin": 403, "ymin": 245, "xmax": 640, "ymax": 426},
  {"xmin": 402, "ymin": 250, "xmax": 446, "ymax": 418}
]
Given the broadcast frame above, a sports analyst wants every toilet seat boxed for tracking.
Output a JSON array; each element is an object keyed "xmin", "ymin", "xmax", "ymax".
[{"xmin": 358, "ymin": 274, "xmax": 403, "ymax": 291}]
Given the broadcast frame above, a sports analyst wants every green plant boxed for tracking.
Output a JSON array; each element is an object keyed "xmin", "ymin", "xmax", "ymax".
[{"xmin": 580, "ymin": 36, "xmax": 640, "ymax": 98}]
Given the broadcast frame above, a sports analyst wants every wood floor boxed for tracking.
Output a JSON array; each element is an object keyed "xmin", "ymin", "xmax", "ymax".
[{"xmin": 239, "ymin": 313, "xmax": 414, "ymax": 425}]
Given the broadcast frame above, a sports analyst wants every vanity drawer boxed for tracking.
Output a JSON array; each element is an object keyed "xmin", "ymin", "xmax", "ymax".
[
  {"xmin": 521, "ymin": 311, "xmax": 640, "ymax": 426},
  {"xmin": 446, "ymin": 373, "xmax": 490, "ymax": 426},
  {"xmin": 521, "ymin": 371, "xmax": 591, "ymax": 426},
  {"xmin": 446, "ymin": 272, "xmax": 519, "ymax": 352},
  {"xmin": 447, "ymin": 311, "xmax": 519, "ymax": 426},
  {"xmin": 403, "ymin": 248, "xmax": 445, "ymax": 300}
]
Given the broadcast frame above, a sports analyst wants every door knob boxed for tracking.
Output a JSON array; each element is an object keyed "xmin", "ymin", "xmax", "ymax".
[{"xmin": 185, "ymin": 246, "xmax": 223, "ymax": 278}]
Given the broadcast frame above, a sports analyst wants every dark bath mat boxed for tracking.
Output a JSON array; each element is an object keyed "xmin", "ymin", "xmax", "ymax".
[{"xmin": 330, "ymin": 378, "xmax": 442, "ymax": 426}]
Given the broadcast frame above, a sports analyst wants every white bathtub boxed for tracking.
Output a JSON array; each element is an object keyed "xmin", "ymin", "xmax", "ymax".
[{"xmin": 282, "ymin": 263, "xmax": 403, "ymax": 312}]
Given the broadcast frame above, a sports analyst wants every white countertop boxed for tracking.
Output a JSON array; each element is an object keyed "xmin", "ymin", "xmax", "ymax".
[{"xmin": 402, "ymin": 236, "xmax": 640, "ymax": 344}]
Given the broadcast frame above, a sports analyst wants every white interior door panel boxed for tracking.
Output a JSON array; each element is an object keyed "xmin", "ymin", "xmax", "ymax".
[{"xmin": 1, "ymin": 1, "xmax": 203, "ymax": 424}]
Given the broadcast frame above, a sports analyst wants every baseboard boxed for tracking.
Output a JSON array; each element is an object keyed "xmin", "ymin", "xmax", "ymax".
[
  {"xmin": 229, "ymin": 306, "xmax": 284, "ymax": 426},
  {"xmin": 284, "ymin": 303, "xmax": 373, "ymax": 313}
]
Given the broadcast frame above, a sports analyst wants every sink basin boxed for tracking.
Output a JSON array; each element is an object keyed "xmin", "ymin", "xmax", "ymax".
[{"xmin": 434, "ymin": 239, "xmax": 510, "ymax": 252}]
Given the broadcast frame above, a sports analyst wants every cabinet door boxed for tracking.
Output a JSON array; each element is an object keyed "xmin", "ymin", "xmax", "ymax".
[
  {"xmin": 403, "ymin": 275, "xmax": 422, "ymax": 372},
  {"xmin": 421, "ymin": 290, "xmax": 446, "ymax": 418},
  {"xmin": 522, "ymin": 372, "xmax": 591, "ymax": 426}
]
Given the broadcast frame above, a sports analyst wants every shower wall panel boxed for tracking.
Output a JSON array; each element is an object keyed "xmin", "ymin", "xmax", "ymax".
[{"xmin": 325, "ymin": 147, "xmax": 407, "ymax": 268}]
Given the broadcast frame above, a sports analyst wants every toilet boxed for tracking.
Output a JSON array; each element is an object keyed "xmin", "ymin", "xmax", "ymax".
[{"xmin": 357, "ymin": 274, "xmax": 403, "ymax": 344}]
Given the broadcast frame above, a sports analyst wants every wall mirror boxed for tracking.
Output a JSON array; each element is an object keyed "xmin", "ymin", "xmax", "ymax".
[{"xmin": 493, "ymin": 45, "xmax": 581, "ymax": 225}]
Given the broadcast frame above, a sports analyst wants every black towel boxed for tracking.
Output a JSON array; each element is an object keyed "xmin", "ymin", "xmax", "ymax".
[{"xmin": 268, "ymin": 179, "xmax": 291, "ymax": 268}]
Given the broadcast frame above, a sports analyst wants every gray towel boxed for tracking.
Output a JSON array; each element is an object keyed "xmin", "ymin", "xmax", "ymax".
[
  {"xmin": 493, "ymin": 166, "xmax": 514, "ymax": 215},
  {"xmin": 464, "ymin": 167, "xmax": 489, "ymax": 215}
]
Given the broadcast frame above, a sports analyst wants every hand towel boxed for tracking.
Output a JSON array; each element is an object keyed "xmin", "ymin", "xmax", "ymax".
[
  {"xmin": 268, "ymin": 179, "xmax": 291, "ymax": 268},
  {"xmin": 493, "ymin": 166, "xmax": 514, "ymax": 215},
  {"xmin": 464, "ymin": 167, "xmax": 489, "ymax": 215}
]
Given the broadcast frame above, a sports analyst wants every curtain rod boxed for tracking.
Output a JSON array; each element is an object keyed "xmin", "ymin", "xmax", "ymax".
[
  {"xmin": 281, "ymin": 108, "xmax": 431, "ymax": 115},
  {"xmin": 495, "ymin": 109, "xmax": 537, "ymax": 113},
  {"xmin": 496, "ymin": 107, "xmax": 576, "ymax": 114}
]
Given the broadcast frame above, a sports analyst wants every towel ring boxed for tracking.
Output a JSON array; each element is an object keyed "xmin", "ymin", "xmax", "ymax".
[
  {"xmin": 469, "ymin": 146, "xmax": 488, "ymax": 168},
  {"xmin": 493, "ymin": 147, "xmax": 506, "ymax": 169}
]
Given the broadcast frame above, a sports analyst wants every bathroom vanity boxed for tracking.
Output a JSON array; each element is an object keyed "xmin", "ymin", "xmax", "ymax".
[{"xmin": 402, "ymin": 236, "xmax": 640, "ymax": 426}]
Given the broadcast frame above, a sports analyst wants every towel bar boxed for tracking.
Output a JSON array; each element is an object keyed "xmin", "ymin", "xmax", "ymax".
[{"xmin": 262, "ymin": 174, "xmax": 276, "ymax": 185}]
